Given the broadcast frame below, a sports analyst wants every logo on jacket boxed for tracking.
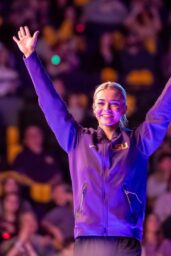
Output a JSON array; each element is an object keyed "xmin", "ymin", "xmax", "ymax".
[{"xmin": 113, "ymin": 142, "xmax": 128, "ymax": 150}]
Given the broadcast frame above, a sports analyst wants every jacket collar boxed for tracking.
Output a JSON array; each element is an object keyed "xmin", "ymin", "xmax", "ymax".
[{"xmin": 96, "ymin": 126, "xmax": 121, "ymax": 143}]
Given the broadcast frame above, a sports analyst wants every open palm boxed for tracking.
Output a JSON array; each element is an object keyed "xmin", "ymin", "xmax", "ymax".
[{"xmin": 13, "ymin": 26, "xmax": 39, "ymax": 57}]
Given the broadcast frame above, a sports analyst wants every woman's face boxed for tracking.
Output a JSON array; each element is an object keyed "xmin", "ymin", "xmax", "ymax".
[
  {"xmin": 3, "ymin": 178, "xmax": 19, "ymax": 194},
  {"xmin": 3, "ymin": 194, "xmax": 20, "ymax": 213},
  {"xmin": 93, "ymin": 87, "xmax": 126, "ymax": 128},
  {"xmin": 145, "ymin": 214, "xmax": 160, "ymax": 232},
  {"xmin": 20, "ymin": 213, "xmax": 38, "ymax": 234},
  {"xmin": 24, "ymin": 126, "xmax": 43, "ymax": 150}
]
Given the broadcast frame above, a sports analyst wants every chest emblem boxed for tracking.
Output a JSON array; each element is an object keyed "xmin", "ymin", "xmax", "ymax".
[{"xmin": 113, "ymin": 142, "xmax": 128, "ymax": 150}]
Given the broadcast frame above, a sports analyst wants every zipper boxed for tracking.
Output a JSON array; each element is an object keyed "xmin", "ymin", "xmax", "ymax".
[
  {"xmin": 123, "ymin": 184, "xmax": 142, "ymax": 215},
  {"xmin": 76, "ymin": 183, "xmax": 87, "ymax": 217},
  {"xmin": 102, "ymin": 142, "xmax": 109, "ymax": 235},
  {"xmin": 79, "ymin": 183, "xmax": 87, "ymax": 213},
  {"xmin": 124, "ymin": 188, "xmax": 131, "ymax": 206}
]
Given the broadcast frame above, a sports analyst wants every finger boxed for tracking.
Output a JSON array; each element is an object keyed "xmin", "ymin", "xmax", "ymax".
[
  {"xmin": 24, "ymin": 26, "xmax": 31, "ymax": 37},
  {"xmin": 12, "ymin": 36, "xmax": 20, "ymax": 44},
  {"xmin": 18, "ymin": 31, "xmax": 22, "ymax": 40},
  {"xmin": 33, "ymin": 31, "xmax": 39, "ymax": 42},
  {"xmin": 20, "ymin": 26, "xmax": 26, "ymax": 37}
]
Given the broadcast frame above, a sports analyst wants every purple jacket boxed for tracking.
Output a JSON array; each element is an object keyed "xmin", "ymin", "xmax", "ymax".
[{"xmin": 24, "ymin": 52, "xmax": 171, "ymax": 241}]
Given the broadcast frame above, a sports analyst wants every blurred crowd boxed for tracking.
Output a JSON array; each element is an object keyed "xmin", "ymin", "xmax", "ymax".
[{"xmin": 1, "ymin": 0, "xmax": 171, "ymax": 255}]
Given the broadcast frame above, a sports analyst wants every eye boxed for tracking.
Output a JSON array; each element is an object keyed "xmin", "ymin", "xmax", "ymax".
[
  {"xmin": 110, "ymin": 102, "xmax": 120, "ymax": 107},
  {"xmin": 97, "ymin": 101, "xmax": 105, "ymax": 105}
]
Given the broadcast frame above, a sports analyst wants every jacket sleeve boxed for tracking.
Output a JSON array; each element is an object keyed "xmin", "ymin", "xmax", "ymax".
[
  {"xmin": 135, "ymin": 77, "xmax": 171, "ymax": 156},
  {"xmin": 24, "ymin": 52, "xmax": 79, "ymax": 153}
]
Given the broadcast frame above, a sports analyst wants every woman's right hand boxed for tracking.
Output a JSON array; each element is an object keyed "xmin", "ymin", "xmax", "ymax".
[{"xmin": 13, "ymin": 26, "xmax": 39, "ymax": 58}]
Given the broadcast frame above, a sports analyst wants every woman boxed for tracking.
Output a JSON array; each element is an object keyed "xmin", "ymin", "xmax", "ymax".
[
  {"xmin": 0, "ymin": 192, "xmax": 22, "ymax": 242},
  {"xmin": 1, "ymin": 212, "xmax": 56, "ymax": 256},
  {"xmin": 13, "ymin": 26, "xmax": 171, "ymax": 256},
  {"xmin": 142, "ymin": 213, "xmax": 171, "ymax": 256}
]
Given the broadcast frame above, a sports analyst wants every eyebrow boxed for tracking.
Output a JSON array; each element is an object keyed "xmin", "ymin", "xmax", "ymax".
[{"xmin": 97, "ymin": 99, "xmax": 121, "ymax": 103}]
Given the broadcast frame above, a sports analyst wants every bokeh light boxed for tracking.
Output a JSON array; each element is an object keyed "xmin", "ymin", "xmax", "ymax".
[{"xmin": 51, "ymin": 55, "xmax": 61, "ymax": 65}]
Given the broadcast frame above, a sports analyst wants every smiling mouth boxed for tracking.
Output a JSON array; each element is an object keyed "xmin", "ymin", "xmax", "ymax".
[
  {"xmin": 102, "ymin": 115, "xmax": 114, "ymax": 117},
  {"xmin": 102, "ymin": 116, "xmax": 114, "ymax": 120}
]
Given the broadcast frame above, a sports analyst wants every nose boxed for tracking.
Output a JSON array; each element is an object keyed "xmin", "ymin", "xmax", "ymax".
[{"xmin": 104, "ymin": 103, "xmax": 111, "ymax": 110}]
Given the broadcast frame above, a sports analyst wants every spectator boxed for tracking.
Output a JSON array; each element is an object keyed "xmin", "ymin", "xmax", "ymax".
[
  {"xmin": 0, "ymin": 177, "xmax": 32, "ymax": 215},
  {"xmin": 0, "ymin": 192, "xmax": 22, "ymax": 242},
  {"xmin": 67, "ymin": 93, "xmax": 88, "ymax": 123},
  {"xmin": 50, "ymin": 0, "xmax": 73, "ymax": 28},
  {"xmin": 0, "ymin": 177, "xmax": 19, "ymax": 195},
  {"xmin": 42, "ymin": 182, "xmax": 74, "ymax": 247},
  {"xmin": 12, "ymin": 125, "xmax": 63, "ymax": 219},
  {"xmin": 0, "ymin": 42, "xmax": 23, "ymax": 126},
  {"xmin": 125, "ymin": 1, "xmax": 161, "ymax": 45},
  {"xmin": 142, "ymin": 213, "xmax": 171, "ymax": 256},
  {"xmin": 1, "ymin": 211, "xmax": 56, "ymax": 256},
  {"xmin": 153, "ymin": 176, "xmax": 171, "ymax": 223},
  {"xmin": 87, "ymin": 32, "xmax": 121, "ymax": 74},
  {"xmin": 147, "ymin": 153, "xmax": 171, "ymax": 209},
  {"xmin": 81, "ymin": 0, "xmax": 128, "ymax": 53},
  {"xmin": 119, "ymin": 32, "xmax": 158, "ymax": 91},
  {"xmin": 82, "ymin": 0, "xmax": 128, "ymax": 27},
  {"xmin": 12, "ymin": 125, "xmax": 62, "ymax": 184}
]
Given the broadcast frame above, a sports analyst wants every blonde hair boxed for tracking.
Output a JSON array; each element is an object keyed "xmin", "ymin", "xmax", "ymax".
[{"xmin": 93, "ymin": 81, "xmax": 128, "ymax": 128}]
